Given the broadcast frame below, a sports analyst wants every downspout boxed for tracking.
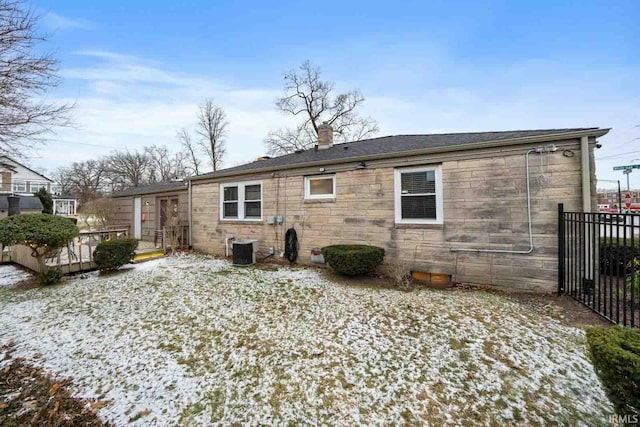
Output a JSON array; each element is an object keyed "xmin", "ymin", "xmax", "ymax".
[
  {"xmin": 449, "ymin": 146, "xmax": 555, "ymax": 255},
  {"xmin": 581, "ymin": 136, "xmax": 591, "ymax": 213},
  {"xmin": 188, "ymin": 179, "xmax": 193, "ymax": 248}
]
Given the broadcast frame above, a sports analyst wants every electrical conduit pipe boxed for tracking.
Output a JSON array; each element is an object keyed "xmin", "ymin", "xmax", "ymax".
[{"xmin": 449, "ymin": 145, "xmax": 556, "ymax": 255}]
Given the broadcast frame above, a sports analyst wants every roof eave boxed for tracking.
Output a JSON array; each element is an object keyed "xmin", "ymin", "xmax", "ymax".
[
  {"xmin": 111, "ymin": 185, "xmax": 188, "ymax": 198},
  {"xmin": 188, "ymin": 128, "xmax": 611, "ymax": 182},
  {"xmin": 0, "ymin": 155, "xmax": 53, "ymax": 182}
]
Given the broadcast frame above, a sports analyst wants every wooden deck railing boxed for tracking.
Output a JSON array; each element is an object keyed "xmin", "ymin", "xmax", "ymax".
[{"xmin": 7, "ymin": 228, "xmax": 129, "ymax": 274}]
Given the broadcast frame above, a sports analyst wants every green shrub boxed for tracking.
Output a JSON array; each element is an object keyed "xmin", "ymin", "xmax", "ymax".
[
  {"xmin": 586, "ymin": 326, "xmax": 640, "ymax": 416},
  {"xmin": 0, "ymin": 214, "xmax": 79, "ymax": 271},
  {"xmin": 38, "ymin": 267, "xmax": 63, "ymax": 286},
  {"xmin": 321, "ymin": 245, "xmax": 385, "ymax": 276},
  {"xmin": 34, "ymin": 188, "xmax": 53, "ymax": 214},
  {"xmin": 93, "ymin": 238, "xmax": 138, "ymax": 271},
  {"xmin": 600, "ymin": 238, "xmax": 640, "ymax": 276}
]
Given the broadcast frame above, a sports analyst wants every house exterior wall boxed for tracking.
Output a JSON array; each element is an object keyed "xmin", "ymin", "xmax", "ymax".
[
  {"xmin": 191, "ymin": 138, "xmax": 592, "ymax": 292},
  {"xmin": 112, "ymin": 191, "xmax": 188, "ymax": 241},
  {"xmin": 0, "ymin": 157, "xmax": 52, "ymax": 195}
]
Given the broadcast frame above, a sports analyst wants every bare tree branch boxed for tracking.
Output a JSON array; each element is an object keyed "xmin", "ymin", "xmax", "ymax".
[
  {"xmin": 266, "ymin": 60, "xmax": 378, "ymax": 156},
  {"xmin": 104, "ymin": 150, "xmax": 149, "ymax": 189},
  {"xmin": 178, "ymin": 128, "xmax": 200, "ymax": 175},
  {"xmin": 0, "ymin": 0, "xmax": 72, "ymax": 156},
  {"xmin": 196, "ymin": 99, "xmax": 228, "ymax": 172},
  {"xmin": 145, "ymin": 145, "xmax": 187, "ymax": 183},
  {"xmin": 54, "ymin": 160, "xmax": 107, "ymax": 205}
]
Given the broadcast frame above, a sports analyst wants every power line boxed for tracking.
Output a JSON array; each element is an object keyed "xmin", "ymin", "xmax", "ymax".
[{"xmin": 596, "ymin": 150, "xmax": 640, "ymax": 160}]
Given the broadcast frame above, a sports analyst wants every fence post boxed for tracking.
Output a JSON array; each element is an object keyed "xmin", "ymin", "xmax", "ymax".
[{"xmin": 558, "ymin": 203, "xmax": 565, "ymax": 294}]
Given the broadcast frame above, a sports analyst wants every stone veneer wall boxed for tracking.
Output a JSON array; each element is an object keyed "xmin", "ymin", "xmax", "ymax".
[{"xmin": 191, "ymin": 139, "xmax": 592, "ymax": 292}]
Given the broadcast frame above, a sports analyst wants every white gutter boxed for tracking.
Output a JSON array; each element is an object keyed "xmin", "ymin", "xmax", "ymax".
[{"xmin": 581, "ymin": 136, "xmax": 591, "ymax": 212}]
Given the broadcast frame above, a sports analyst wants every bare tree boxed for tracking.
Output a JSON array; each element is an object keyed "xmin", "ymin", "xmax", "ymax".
[
  {"xmin": 0, "ymin": 0, "xmax": 72, "ymax": 156},
  {"xmin": 178, "ymin": 128, "xmax": 200, "ymax": 175},
  {"xmin": 265, "ymin": 60, "xmax": 378, "ymax": 156},
  {"xmin": 145, "ymin": 145, "xmax": 187, "ymax": 183},
  {"xmin": 196, "ymin": 99, "xmax": 228, "ymax": 172},
  {"xmin": 161, "ymin": 200, "xmax": 185, "ymax": 255},
  {"xmin": 105, "ymin": 150, "xmax": 149, "ymax": 189},
  {"xmin": 50, "ymin": 167, "xmax": 73, "ymax": 196},
  {"xmin": 56, "ymin": 160, "xmax": 107, "ymax": 205},
  {"xmin": 80, "ymin": 198, "xmax": 116, "ymax": 230}
]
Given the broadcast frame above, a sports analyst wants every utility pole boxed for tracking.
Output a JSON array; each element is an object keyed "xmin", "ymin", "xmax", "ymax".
[{"xmin": 624, "ymin": 169, "xmax": 631, "ymax": 191}]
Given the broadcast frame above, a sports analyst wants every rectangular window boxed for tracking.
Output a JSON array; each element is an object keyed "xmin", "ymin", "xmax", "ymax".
[
  {"xmin": 220, "ymin": 181, "xmax": 262, "ymax": 221},
  {"xmin": 12, "ymin": 181, "xmax": 26, "ymax": 193},
  {"xmin": 394, "ymin": 166, "xmax": 443, "ymax": 224},
  {"xmin": 29, "ymin": 182, "xmax": 47, "ymax": 192},
  {"xmin": 304, "ymin": 175, "xmax": 336, "ymax": 199},
  {"xmin": 244, "ymin": 184, "xmax": 261, "ymax": 218},
  {"xmin": 223, "ymin": 186, "xmax": 238, "ymax": 218}
]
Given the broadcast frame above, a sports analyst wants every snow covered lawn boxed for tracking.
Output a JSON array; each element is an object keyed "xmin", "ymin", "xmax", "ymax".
[
  {"xmin": 0, "ymin": 264, "xmax": 34, "ymax": 289},
  {"xmin": 0, "ymin": 255, "xmax": 614, "ymax": 425}
]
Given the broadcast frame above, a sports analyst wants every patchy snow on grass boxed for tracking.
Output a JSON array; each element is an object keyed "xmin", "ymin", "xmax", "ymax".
[
  {"xmin": 0, "ymin": 264, "xmax": 34, "ymax": 288},
  {"xmin": 0, "ymin": 255, "xmax": 614, "ymax": 426}
]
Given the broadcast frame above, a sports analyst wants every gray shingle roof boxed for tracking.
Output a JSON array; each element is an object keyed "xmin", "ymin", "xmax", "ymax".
[
  {"xmin": 111, "ymin": 181, "xmax": 187, "ymax": 198},
  {"xmin": 0, "ymin": 195, "xmax": 43, "ymax": 211},
  {"xmin": 191, "ymin": 128, "xmax": 604, "ymax": 180}
]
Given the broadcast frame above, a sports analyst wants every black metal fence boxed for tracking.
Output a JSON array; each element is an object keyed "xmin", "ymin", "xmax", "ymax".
[{"xmin": 558, "ymin": 203, "xmax": 640, "ymax": 327}]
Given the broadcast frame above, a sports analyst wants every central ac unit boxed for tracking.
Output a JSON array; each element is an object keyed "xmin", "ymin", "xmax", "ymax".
[{"xmin": 232, "ymin": 240, "xmax": 258, "ymax": 266}]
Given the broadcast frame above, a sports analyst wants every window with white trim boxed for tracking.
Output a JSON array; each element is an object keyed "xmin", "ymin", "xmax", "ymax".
[
  {"xmin": 29, "ymin": 181, "xmax": 47, "ymax": 192},
  {"xmin": 304, "ymin": 174, "xmax": 335, "ymax": 199},
  {"xmin": 12, "ymin": 181, "xmax": 26, "ymax": 193},
  {"xmin": 394, "ymin": 166, "xmax": 443, "ymax": 224},
  {"xmin": 220, "ymin": 180, "xmax": 262, "ymax": 220}
]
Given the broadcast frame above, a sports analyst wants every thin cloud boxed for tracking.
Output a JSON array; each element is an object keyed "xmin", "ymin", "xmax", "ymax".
[
  {"xmin": 36, "ymin": 48, "xmax": 640, "ymax": 190},
  {"xmin": 40, "ymin": 12, "xmax": 95, "ymax": 31},
  {"xmin": 46, "ymin": 51, "xmax": 295, "ymax": 170}
]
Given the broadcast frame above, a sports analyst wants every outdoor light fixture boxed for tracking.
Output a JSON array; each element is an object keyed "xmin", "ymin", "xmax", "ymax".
[{"xmin": 355, "ymin": 161, "xmax": 367, "ymax": 170}]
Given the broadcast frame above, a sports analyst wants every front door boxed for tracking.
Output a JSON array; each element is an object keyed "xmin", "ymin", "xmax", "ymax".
[{"xmin": 134, "ymin": 197, "xmax": 142, "ymax": 239}]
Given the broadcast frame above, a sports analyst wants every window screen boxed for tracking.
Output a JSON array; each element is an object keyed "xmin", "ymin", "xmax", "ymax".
[{"xmin": 396, "ymin": 168, "xmax": 441, "ymax": 222}]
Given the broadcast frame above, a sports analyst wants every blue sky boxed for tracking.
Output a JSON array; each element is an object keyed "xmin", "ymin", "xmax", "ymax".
[{"xmin": 30, "ymin": 0, "xmax": 640, "ymax": 188}]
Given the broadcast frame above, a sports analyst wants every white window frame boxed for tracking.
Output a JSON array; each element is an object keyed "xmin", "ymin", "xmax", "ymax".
[
  {"xmin": 394, "ymin": 165, "xmax": 444, "ymax": 224},
  {"xmin": 304, "ymin": 174, "xmax": 336, "ymax": 199},
  {"xmin": 12, "ymin": 181, "xmax": 26, "ymax": 193},
  {"xmin": 29, "ymin": 181, "xmax": 47, "ymax": 193},
  {"xmin": 219, "ymin": 180, "xmax": 263, "ymax": 221}
]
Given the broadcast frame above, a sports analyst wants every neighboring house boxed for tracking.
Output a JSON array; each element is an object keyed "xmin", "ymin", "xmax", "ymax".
[
  {"xmin": 112, "ymin": 181, "xmax": 189, "ymax": 243},
  {"xmin": 0, "ymin": 155, "xmax": 77, "ymax": 216},
  {"xmin": 187, "ymin": 125, "xmax": 609, "ymax": 292},
  {"xmin": 0, "ymin": 195, "xmax": 43, "ymax": 218},
  {"xmin": 0, "ymin": 155, "xmax": 52, "ymax": 195}
]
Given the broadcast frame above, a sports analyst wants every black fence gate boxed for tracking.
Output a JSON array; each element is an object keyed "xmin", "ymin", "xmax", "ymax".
[{"xmin": 558, "ymin": 203, "xmax": 640, "ymax": 328}]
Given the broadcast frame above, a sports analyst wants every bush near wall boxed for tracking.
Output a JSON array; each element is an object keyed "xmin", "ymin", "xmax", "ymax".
[
  {"xmin": 321, "ymin": 245, "xmax": 385, "ymax": 276},
  {"xmin": 38, "ymin": 267, "xmax": 63, "ymax": 286},
  {"xmin": 586, "ymin": 326, "xmax": 640, "ymax": 416},
  {"xmin": 599, "ymin": 239, "xmax": 640, "ymax": 276},
  {"xmin": 93, "ymin": 238, "xmax": 138, "ymax": 271}
]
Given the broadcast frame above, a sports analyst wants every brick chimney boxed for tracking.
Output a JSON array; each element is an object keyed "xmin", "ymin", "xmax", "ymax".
[{"xmin": 317, "ymin": 122, "xmax": 333, "ymax": 150}]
